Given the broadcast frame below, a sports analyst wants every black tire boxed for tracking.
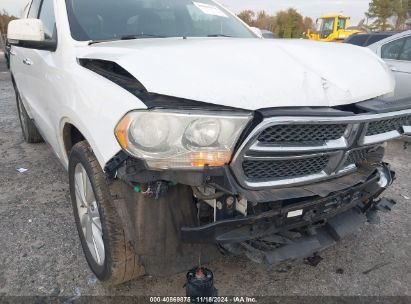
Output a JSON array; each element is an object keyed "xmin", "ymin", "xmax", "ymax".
[
  {"xmin": 69, "ymin": 141, "xmax": 145, "ymax": 285},
  {"xmin": 14, "ymin": 86, "xmax": 43, "ymax": 143}
]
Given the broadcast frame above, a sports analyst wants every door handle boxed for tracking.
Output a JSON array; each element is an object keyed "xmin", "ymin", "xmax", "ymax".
[
  {"xmin": 23, "ymin": 58, "xmax": 33, "ymax": 66},
  {"xmin": 9, "ymin": 50, "xmax": 16, "ymax": 56}
]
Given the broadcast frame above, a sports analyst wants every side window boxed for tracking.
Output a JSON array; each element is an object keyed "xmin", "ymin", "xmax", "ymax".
[
  {"xmin": 398, "ymin": 37, "xmax": 411, "ymax": 61},
  {"xmin": 38, "ymin": 0, "xmax": 56, "ymax": 40},
  {"xmin": 337, "ymin": 18, "xmax": 346, "ymax": 30},
  {"xmin": 381, "ymin": 38, "xmax": 406, "ymax": 60},
  {"xmin": 28, "ymin": 0, "xmax": 42, "ymax": 18}
]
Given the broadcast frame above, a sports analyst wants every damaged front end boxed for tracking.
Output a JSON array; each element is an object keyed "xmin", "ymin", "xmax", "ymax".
[
  {"xmin": 184, "ymin": 164, "xmax": 395, "ymax": 264},
  {"xmin": 106, "ymin": 98, "xmax": 411, "ymax": 267}
]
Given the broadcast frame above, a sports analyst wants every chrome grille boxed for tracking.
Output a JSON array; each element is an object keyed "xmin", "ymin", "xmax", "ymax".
[
  {"xmin": 231, "ymin": 109, "xmax": 411, "ymax": 190},
  {"xmin": 258, "ymin": 124, "xmax": 347, "ymax": 143},
  {"xmin": 344, "ymin": 148, "xmax": 371, "ymax": 167},
  {"xmin": 243, "ymin": 155, "xmax": 330, "ymax": 180},
  {"xmin": 366, "ymin": 115, "xmax": 411, "ymax": 136}
]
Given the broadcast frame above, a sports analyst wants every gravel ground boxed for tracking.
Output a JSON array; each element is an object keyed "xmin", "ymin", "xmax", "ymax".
[{"xmin": 0, "ymin": 54, "xmax": 410, "ymax": 298}]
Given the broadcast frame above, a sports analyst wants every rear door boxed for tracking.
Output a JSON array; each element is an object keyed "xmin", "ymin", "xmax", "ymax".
[
  {"xmin": 380, "ymin": 35, "xmax": 411, "ymax": 100},
  {"xmin": 11, "ymin": 0, "xmax": 41, "ymax": 117},
  {"xmin": 16, "ymin": 0, "xmax": 59, "ymax": 147}
]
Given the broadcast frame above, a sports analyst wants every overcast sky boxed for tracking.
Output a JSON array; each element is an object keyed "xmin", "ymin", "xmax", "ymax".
[{"xmin": 1, "ymin": 0, "xmax": 371, "ymax": 24}]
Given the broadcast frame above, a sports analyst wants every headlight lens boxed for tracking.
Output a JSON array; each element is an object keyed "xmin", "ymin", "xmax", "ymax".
[
  {"xmin": 185, "ymin": 118, "xmax": 221, "ymax": 147},
  {"xmin": 129, "ymin": 114, "xmax": 169, "ymax": 149},
  {"xmin": 115, "ymin": 110, "xmax": 252, "ymax": 169}
]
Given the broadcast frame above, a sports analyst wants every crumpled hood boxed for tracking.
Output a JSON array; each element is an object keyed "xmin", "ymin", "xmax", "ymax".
[{"xmin": 76, "ymin": 38, "xmax": 395, "ymax": 110}]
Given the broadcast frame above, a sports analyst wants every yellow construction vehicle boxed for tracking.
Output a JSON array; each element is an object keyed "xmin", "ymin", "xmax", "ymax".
[{"xmin": 307, "ymin": 14, "xmax": 366, "ymax": 42}]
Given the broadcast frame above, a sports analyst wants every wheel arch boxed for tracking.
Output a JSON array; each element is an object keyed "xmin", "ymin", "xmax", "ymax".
[
  {"xmin": 62, "ymin": 122, "xmax": 86, "ymax": 160},
  {"xmin": 60, "ymin": 119, "xmax": 107, "ymax": 171}
]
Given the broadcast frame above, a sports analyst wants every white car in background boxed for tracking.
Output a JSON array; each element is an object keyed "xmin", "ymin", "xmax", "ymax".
[
  {"xmin": 368, "ymin": 30, "xmax": 411, "ymax": 101},
  {"xmin": 6, "ymin": 0, "xmax": 411, "ymax": 285}
]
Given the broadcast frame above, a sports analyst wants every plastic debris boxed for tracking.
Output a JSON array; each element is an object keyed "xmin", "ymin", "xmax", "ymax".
[
  {"xmin": 401, "ymin": 194, "xmax": 410, "ymax": 200},
  {"xmin": 17, "ymin": 168, "xmax": 28, "ymax": 173},
  {"xmin": 87, "ymin": 276, "xmax": 98, "ymax": 287}
]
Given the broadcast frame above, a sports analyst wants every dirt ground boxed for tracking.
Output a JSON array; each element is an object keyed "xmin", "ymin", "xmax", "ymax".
[{"xmin": 0, "ymin": 53, "xmax": 410, "ymax": 298}]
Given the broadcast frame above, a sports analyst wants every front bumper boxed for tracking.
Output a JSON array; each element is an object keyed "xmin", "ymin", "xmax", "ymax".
[
  {"xmin": 181, "ymin": 165, "xmax": 395, "ymax": 265},
  {"xmin": 222, "ymin": 202, "xmax": 395, "ymax": 265},
  {"xmin": 181, "ymin": 165, "xmax": 393, "ymax": 244}
]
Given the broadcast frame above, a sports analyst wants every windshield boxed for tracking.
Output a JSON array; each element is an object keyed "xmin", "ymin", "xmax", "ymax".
[
  {"xmin": 320, "ymin": 18, "xmax": 334, "ymax": 38},
  {"xmin": 65, "ymin": 0, "xmax": 255, "ymax": 41}
]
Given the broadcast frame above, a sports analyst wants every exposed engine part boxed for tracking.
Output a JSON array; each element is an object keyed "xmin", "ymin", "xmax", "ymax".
[
  {"xmin": 192, "ymin": 186, "xmax": 225, "ymax": 200},
  {"xmin": 185, "ymin": 267, "xmax": 218, "ymax": 302},
  {"xmin": 139, "ymin": 181, "xmax": 171, "ymax": 199},
  {"xmin": 236, "ymin": 197, "xmax": 248, "ymax": 216},
  {"xmin": 181, "ymin": 165, "xmax": 395, "ymax": 244},
  {"xmin": 194, "ymin": 187, "xmax": 249, "ymax": 221},
  {"xmin": 194, "ymin": 187, "xmax": 218, "ymax": 221}
]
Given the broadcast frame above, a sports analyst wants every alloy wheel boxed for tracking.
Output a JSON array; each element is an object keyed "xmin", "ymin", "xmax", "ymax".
[{"xmin": 74, "ymin": 163, "xmax": 105, "ymax": 265}]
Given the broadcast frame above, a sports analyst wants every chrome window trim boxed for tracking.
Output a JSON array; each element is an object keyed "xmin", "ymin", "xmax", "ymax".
[{"xmin": 231, "ymin": 108, "xmax": 411, "ymax": 190}]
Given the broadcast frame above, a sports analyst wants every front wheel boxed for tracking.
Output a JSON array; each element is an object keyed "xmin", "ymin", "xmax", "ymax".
[{"xmin": 69, "ymin": 141, "xmax": 145, "ymax": 285}]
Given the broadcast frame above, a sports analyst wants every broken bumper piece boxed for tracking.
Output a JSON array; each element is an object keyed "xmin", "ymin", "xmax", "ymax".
[
  {"xmin": 220, "ymin": 199, "xmax": 395, "ymax": 265},
  {"xmin": 224, "ymin": 208, "xmax": 366, "ymax": 265},
  {"xmin": 181, "ymin": 166, "xmax": 396, "ymax": 265}
]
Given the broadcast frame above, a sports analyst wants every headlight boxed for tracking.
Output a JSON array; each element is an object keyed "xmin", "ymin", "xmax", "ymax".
[
  {"xmin": 115, "ymin": 110, "xmax": 252, "ymax": 169},
  {"xmin": 185, "ymin": 119, "xmax": 221, "ymax": 147},
  {"xmin": 129, "ymin": 115, "xmax": 169, "ymax": 149}
]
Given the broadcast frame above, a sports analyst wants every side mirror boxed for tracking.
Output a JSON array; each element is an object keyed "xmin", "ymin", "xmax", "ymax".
[
  {"xmin": 7, "ymin": 19, "xmax": 56, "ymax": 51},
  {"xmin": 250, "ymin": 27, "xmax": 263, "ymax": 38}
]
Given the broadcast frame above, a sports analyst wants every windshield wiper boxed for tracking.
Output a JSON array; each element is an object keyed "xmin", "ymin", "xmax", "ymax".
[
  {"xmin": 88, "ymin": 39, "xmax": 120, "ymax": 45},
  {"xmin": 207, "ymin": 34, "xmax": 232, "ymax": 37},
  {"xmin": 120, "ymin": 34, "xmax": 166, "ymax": 40},
  {"xmin": 88, "ymin": 34, "xmax": 166, "ymax": 45}
]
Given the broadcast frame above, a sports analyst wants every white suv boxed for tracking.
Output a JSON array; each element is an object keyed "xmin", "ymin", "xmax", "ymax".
[{"xmin": 7, "ymin": 0, "xmax": 411, "ymax": 285}]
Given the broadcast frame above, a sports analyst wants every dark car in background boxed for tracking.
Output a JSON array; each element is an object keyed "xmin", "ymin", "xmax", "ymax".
[
  {"xmin": 261, "ymin": 29, "xmax": 276, "ymax": 39},
  {"xmin": 344, "ymin": 32, "xmax": 397, "ymax": 47},
  {"xmin": 4, "ymin": 44, "xmax": 11, "ymax": 69},
  {"xmin": 1, "ymin": 34, "xmax": 10, "ymax": 69}
]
